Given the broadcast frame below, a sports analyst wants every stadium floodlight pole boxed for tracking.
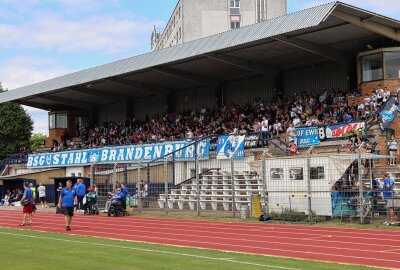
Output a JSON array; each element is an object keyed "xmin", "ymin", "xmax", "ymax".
[{"xmin": 306, "ymin": 146, "xmax": 315, "ymax": 223}]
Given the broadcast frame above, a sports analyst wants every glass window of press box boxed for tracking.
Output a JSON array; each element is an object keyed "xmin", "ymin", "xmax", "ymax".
[
  {"xmin": 360, "ymin": 49, "xmax": 400, "ymax": 82},
  {"xmin": 49, "ymin": 112, "xmax": 68, "ymax": 129}
]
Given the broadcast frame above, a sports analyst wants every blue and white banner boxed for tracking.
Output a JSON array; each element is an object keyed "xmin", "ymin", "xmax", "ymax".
[
  {"xmin": 380, "ymin": 97, "xmax": 398, "ymax": 131},
  {"xmin": 295, "ymin": 126, "xmax": 320, "ymax": 147},
  {"xmin": 216, "ymin": 135, "xmax": 245, "ymax": 159},
  {"xmin": 27, "ymin": 140, "xmax": 210, "ymax": 168}
]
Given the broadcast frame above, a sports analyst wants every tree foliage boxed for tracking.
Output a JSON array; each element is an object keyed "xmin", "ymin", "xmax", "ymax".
[
  {"xmin": 30, "ymin": 133, "xmax": 47, "ymax": 151},
  {"xmin": 0, "ymin": 85, "xmax": 33, "ymax": 160}
]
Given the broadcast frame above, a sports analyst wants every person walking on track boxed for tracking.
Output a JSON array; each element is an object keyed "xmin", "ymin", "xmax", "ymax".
[{"xmin": 58, "ymin": 180, "xmax": 77, "ymax": 231}]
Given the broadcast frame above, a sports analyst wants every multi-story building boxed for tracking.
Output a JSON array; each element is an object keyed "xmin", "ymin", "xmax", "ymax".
[{"xmin": 151, "ymin": 0, "xmax": 287, "ymax": 51}]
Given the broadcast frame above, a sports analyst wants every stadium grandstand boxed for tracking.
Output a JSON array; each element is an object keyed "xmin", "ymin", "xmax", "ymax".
[{"xmin": 1, "ymin": 1, "xmax": 400, "ymax": 224}]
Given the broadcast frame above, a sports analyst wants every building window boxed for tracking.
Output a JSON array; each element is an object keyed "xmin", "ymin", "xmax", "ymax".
[
  {"xmin": 49, "ymin": 112, "xmax": 68, "ymax": 129},
  {"xmin": 385, "ymin": 52, "xmax": 400, "ymax": 79},
  {"xmin": 49, "ymin": 114, "xmax": 56, "ymax": 129},
  {"xmin": 178, "ymin": 27, "xmax": 182, "ymax": 40},
  {"xmin": 231, "ymin": 22, "xmax": 240, "ymax": 30},
  {"xmin": 310, "ymin": 166, "xmax": 325, "ymax": 180},
  {"xmin": 178, "ymin": 7, "xmax": 181, "ymax": 19},
  {"xmin": 289, "ymin": 167, "xmax": 303, "ymax": 180},
  {"xmin": 230, "ymin": 0, "xmax": 240, "ymax": 8},
  {"xmin": 270, "ymin": 168, "xmax": 284, "ymax": 180},
  {"xmin": 361, "ymin": 53, "xmax": 383, "ymax": 82}
]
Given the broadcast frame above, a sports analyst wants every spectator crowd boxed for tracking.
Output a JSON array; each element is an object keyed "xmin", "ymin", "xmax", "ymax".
[{"xmin": 46, "ymin": 86, "xmax": 391, "ymax": 151}]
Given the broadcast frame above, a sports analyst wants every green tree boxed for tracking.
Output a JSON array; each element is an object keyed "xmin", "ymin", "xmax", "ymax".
[
  {"xmin": 0, "ymin": 84, "xmax": 33, "ymax": 160},
  {"xmin": 30, "ymin": 133, "xmax": 47, "ymax": 151}
]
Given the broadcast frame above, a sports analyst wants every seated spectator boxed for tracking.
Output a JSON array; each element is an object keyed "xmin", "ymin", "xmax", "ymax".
[
  {"xmin": 343, "ymin": 112, "xmax": 354, "ymax": 123},
  {"xmin": 286, "ymin": 123, "xmax": 296, "ymax": 143}
]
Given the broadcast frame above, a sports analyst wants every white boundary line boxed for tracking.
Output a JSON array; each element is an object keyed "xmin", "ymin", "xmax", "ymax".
[{"xmin": 0, "ymin": 230, "xmax": 301, "ymax": 270}]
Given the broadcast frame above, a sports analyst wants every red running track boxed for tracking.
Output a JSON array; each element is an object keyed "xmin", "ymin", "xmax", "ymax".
[{"xmin": 1, "ymin": 210, "xmax": 400, "ymax": 269}]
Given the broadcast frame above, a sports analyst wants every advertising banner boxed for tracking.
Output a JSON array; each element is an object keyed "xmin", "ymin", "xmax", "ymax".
[
  {"xmin": 27, "ymin": 140, "xmax": 210, "ymax": 168},
  {"xmin": 216, "ymin": 135, "xmax": 245, "ymax": 159},
  {"xmin": 380, "ymin": 98, "xmax": 398, "ymax": 131},
  {"xmin": 295, "ymin": 126, "xmax": 320, "ymax": 147}
]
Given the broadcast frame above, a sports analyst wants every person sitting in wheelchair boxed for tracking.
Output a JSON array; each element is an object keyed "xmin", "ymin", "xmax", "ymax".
[
  {"xmin": 107, "ymin": 188, "xmax": 127, "ymax": 216},
  {"xmin": 83, "ymin": 186, "xmax": 99, "ymax": 215}
]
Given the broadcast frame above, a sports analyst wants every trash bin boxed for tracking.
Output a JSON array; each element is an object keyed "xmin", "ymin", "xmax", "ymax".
[{"xmin": 240, "ymin": 205, "xmax": 248, "ymax": 219}]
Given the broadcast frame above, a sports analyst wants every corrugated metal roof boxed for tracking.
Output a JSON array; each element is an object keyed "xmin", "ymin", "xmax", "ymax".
[
  {"xmin": 0, "ymin": 1, "xmax": 399, "ymax": 104},
  {"xmin": 0, "ymin": 2, "xmax": 337, "ymax": 103}
]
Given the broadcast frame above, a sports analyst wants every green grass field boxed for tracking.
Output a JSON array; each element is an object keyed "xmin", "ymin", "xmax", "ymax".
[{"xmin": 0, "ymin": 227, "xmax": 381, "ymax": 270}]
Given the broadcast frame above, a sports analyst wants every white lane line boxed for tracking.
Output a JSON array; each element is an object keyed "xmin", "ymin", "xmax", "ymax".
[
  {"xmin": 0, "ymin": 231, "xmax": 301, "ymax": 270},
  {"xmin": 1, "ymin": 222, "xmax": 400, "ymax": 265}
]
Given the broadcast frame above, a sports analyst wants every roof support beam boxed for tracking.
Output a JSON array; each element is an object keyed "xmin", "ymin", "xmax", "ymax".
[
  {"xmin": 105, "ymin": 78, "xmax": 173, "ymax": 96},
  {"xmin": 37, "ymin": 95, "xmax": 94, "ymax": 110},
  {"xmin": 151, "ymin": 67, "xmax": 219, "ymax": 88},
  {"xmin": 332, "ymin": 10, "xmax": 400, "ymax": 42},
  {"xmin": 66, "ymin": 87, "xmax": 129, "ymax": 103},
  {"xmin": 204, "ymin": 53, "xmax": 280, "ymax": 77},
  {"xmin": 273, "ymin": 36, "xmax": 351, "ymax": 64}
]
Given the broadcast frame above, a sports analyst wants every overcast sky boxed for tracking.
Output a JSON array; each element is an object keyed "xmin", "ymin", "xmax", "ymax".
[{"xmin": 1, "ymin": 0, "xmax": 399, "ymax": 135}]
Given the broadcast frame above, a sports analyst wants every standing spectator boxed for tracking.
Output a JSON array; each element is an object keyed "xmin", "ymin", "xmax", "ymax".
[
  {"xmin": 388, "ymin": 135, "xmax": 398, "ymax": 165},
  {"xmin": 29, "ymin": 183, "xmax": 36, "ymax": 203},
  {"xmin": 382, "ymin": 173, "xmax": 396, "ymax": 225},
  {"xmin": 37, "ymin": 183, "xmax": 47, "ymax": 208},
  {"xmin": 75, "ymin": 179, "xmax": 86, "ymax": 212},
  {"xmin": 57, "ymin": 182, "xmax": 63, "ymax": 205},
  {"xmin": 58, "ymin": 180, "xmax": 77, "ymax": 231},
  {"xmin": 20, "ymin": 182, "xmax": 34, "ymax": 226},
  {"xmin": 121, "ymin": 183, "xmax": 128, "ymax": 210}
]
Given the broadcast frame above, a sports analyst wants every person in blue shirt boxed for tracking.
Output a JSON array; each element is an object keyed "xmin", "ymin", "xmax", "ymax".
[
  {"xmin": 383, "ymin": 173, "xmax": 394, "ymax": 200},
  {"xmin": 75, "ymin": 179, "xmax": 86, "ymax": 212},
  {"xmin": 58, "ymin": 180, "xmax": 77, "ymax": 231},
  {"xmin": 112, "ymin": 188, "xmax": 125, "ymax": 204},
  {"xmin": 343, "ymin": 112, "xmax": 354, "ymax": 123},
  {"xmin": 20, "ymin": 182, "xmax": 34, "ymax": 226},
  {"xmin": 121, "ymin": 183, "xmax": 128, "ymax": 209},
  {"xmin": 382, "ymin": 173, "xmax": 397, "ymax": 225}
]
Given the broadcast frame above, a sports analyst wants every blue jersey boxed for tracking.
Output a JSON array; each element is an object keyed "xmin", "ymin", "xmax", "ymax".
[
  {"xmin": 112, "ymin": 191, "xmax": 125, "ymax": 204},
  {"xmin": 23, "ymin": 187, "xmax": 34, "ymax": 204},
  {"xmin": 61, "ymin": 188, "xmax": 77, "ymax": 207},
  {"xmin": 76, "ymin": 183, "xmax": 86, "ymax": 197},
  {"xmin": 383, "ymin": 178, "xmax": 394, "ymax": 200}
]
